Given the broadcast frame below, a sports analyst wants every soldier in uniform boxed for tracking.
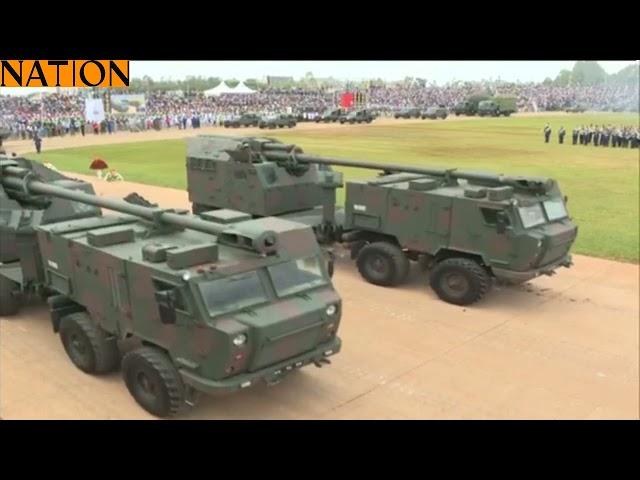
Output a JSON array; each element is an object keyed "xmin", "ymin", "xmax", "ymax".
[
  {"xmin": 601, "ymin": 125, "xmax": 608, "ymax": 147},
  {"xmin": 578, "ymin": 126, "xmax": 585, "ymax": 145},
  {"xmin": 543, "ymin": 124, "xmax": 552, "ymax": 143},
  {"xmin": 558, "ymin": 126, "xmax": 566, "ymax": 144},
  {"xmin": 593, "ymin": 126, "xmax": 600, "ymax": 147},
  {"xmin": 34, "ymin": 133, "xmax": 42, "ymax": 154},
  {"xmin": 572, "ymin": 126, "xmax": 579, "ymax": 145}
]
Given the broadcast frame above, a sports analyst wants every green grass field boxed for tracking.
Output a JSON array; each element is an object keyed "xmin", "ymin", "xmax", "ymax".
[{"xmin": 26, "ymin": 113, "xmax": 639, "ymax": 262}]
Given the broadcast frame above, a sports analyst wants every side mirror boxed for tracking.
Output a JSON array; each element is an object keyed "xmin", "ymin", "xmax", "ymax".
[{"xmin": 496, "ymin": 212, "xmax": 507, "ymax": 234}]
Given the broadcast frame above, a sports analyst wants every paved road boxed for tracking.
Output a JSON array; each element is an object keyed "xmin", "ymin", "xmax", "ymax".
[{"xmin": 1, "ymin": 177, "xmax": 637, "ymax": 419}]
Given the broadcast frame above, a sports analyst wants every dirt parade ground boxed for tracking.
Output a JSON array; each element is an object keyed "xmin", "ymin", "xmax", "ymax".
[{"xmin": 1, "ymin": 167, "xmax": 638, "ymax": 419}]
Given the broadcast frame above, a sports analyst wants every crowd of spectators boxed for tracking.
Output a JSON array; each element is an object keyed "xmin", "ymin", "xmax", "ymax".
[{"xmin": 1, "ymin": 80, "xmax": 637, "ymax": 139}]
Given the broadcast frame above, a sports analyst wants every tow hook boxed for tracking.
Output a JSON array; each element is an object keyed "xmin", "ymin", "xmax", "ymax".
[{"xmin": 313, "ymin": 358, "xmax": 331, "ymax": 368}]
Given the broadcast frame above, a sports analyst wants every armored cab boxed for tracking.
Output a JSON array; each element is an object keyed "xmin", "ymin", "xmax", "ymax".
[
  {"xmin": 0, "ymin": 158, "xmax": 342, "ymax": 417},
  {"xmin": 344, "ymin": 172, "xmax": 576, "ymax": 303}
]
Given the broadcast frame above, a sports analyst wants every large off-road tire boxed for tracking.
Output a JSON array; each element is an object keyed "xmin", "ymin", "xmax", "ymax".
[
  {"xmin": 356, "ymin": 242, "xmax": 410, "ymax": 287},
  {"xmin": 0, "ymin": 276, "xmax": 20, "ymax": 316},
  {"xmin": 59, "ymin": 312, "xmax": 120, "ymax": 374},
  {"xmin": 429, "ymin": 257, "xmax": 491, "ymax": 306},
  {"xmin": 122, "ymin": 347, "xmax": 185, "ymax": 418}
]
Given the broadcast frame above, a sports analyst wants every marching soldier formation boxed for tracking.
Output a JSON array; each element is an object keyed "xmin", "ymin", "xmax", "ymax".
[{"xmin": 547, "ymin": 124, "xmax": 639, "ymax": 148}]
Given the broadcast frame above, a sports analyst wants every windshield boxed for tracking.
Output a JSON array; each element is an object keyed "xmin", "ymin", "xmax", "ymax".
[
  {"xmin": 198, "ymin": 271, "xmax": 268, "ymax": 317},
  {"xmin": 268, "ymin": 256, "xmax": 328, "ymax": 297},
  {"xmin": 543, "ymin": 198, "xmax": 568, "ymax": 221},
  {"xmin": 518, "ymin": 204, "xmax": 546, "ymax": 229}
]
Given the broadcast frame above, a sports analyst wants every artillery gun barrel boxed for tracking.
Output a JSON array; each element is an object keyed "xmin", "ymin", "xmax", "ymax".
[
  {"xmin": 260, "ymin": 145, "xmax": 553, "ymax": 190},
  {"xmin": 1, "ymin": 166, "xmax": 234, "ymax": 237}
]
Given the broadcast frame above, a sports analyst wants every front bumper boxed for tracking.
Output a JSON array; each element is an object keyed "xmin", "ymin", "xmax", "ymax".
[
  {"xmin": 492, "ymin": 254, "xmax": 573, "ymax": 284},
  {"xmin": 179, "ymin": 337, "xmax": 341, "ymax": 395}
]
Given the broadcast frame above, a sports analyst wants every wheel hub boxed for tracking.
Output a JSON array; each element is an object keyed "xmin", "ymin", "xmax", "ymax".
[
  {"xmin": 442, "ymin": 273, "xmax": 469, "ymax": 297},
  {"xmin": 370, "ymin": 255, "xmax": 388, "ymax": 274},
  {"xmin": 137, "ymin": 371, "xmax": 157, "ymax": 396},
  {"xmin": 69, "ymin": 333, "xmax": 88, "ymax": 361}
]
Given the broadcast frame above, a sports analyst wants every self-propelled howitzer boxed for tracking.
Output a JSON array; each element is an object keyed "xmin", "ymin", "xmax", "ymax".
[
  {"xmin": 187, "ymin": 135, "xmax": 578, "ymax": 306},
  {"xmin": 0, "ymin": 156, "xmax": 342, "ymax": 417}
]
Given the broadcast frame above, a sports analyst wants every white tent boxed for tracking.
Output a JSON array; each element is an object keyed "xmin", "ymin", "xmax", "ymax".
[
  {"xmin": 233, "ymin": 82, "xmax": 256, "ymax": 94},
  {"xmin": 203, "ymin": 82, "xmax": 237, "ymax": 97}
]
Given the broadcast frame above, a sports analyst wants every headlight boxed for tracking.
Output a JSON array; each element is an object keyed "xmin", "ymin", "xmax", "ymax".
[
  {"xmin": 326, "ymin": 304, "xmax": 337, "ymax": 316},
  {"xmin": 233, "ymin": 334, "xmax": 247, "ymax": 346},
  {"xmin": 536, "ymin": 240, "xmax": 543, "ymax": 248}
]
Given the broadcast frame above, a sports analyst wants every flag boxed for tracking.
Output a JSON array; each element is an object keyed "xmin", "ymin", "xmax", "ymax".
[{"xmin": 340, "ymin": 92, "xmax": 354, "ymax": 108}]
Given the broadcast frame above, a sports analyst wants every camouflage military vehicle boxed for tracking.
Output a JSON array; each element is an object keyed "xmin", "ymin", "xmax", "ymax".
[
  {"xmin": 223, "ymin": 113, "xmax": 261, "ymax": 128},
  {"xmin": 394, "ymin": 108, "xmax": 422, "ymax": 119},
  {"xmin": 315, "ymin": 109, "xmax": 344, "ymax": 123},
  {"xmin": 339, "ymin": 110, "xmax": 374, "ymax": 124},
  {"xmin": 452, "ymin": 95, "xmax": 491, "ymax": 116},
  {"xmin": 421, "ymin": 106, "xmax": 448, "ymax": 120},
  {"xmin": 186, "ymin": 136, "xmax": 577, "ymax": 306},
  {"xmin": 565, "ymin": 105, "xmax": 587, "ymax": 113},
  {"xmin": 258, "ymin": 114, "xmax": 297, "ymax": 129},
  {"xmin": 477, "ymin": 97, "xmax": 517, "ymax": 117},
  {"xmin": 0, "ymin": 156, "xmax": 342, "ymax": 417}
]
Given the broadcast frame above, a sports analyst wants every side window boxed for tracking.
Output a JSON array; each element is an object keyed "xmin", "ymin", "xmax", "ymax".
[
  {"xmin": 481, "ymin": 208, "xmax": 510, "ymax": 226},
  {"xmin": 152, "ymin": 279, "xmax": 186, "ymax": 324}
]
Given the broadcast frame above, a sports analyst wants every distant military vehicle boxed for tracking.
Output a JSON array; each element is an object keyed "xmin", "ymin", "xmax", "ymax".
[
  {"xmin": 223, "ymin": 114, "xmax": 261, "ymax": 128},
  {"xmin": 259, "ymin": 114, "xmax": 297, "ymax": 129},
  {"xmin": 421, "ymin": 107, "xmax": 448, "ymax": 120},
  {"xmin": 565, "ymin": 105, "xmax": 587, "ymax": 113},
  {"xmin": 477, "ymin": 97, "xmax": 518, "ymax": 117},
  {"xmin": 339, "ymin": 110, "xmax": 374, "ymax": 124},
  {"xmin": 315, "ymin": 109, "xmax": 344, "ymax": 123},
  {"xmin": 452, "ymin": 95, "xmax": 491, "ymax": 116},
  {"xmin": 394, "ymin": 108, "xmax": 422, "ymax": 119},
  {"xmin": 0, "ymin": 155, "xmax": 342, "ymax": 417},
  {"xmin": 186, "ymin": 136, "xmax": 578, "ymax": 306}
]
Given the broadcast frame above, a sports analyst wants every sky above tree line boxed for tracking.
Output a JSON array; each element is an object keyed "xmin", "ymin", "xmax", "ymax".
[
  {"xmin": 1, "ymin": 61, "xmax": 636, "ymax": 96},
  {"xmin": 127, "ymin": 61, "xmax": 637, "ymax": 83}
]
